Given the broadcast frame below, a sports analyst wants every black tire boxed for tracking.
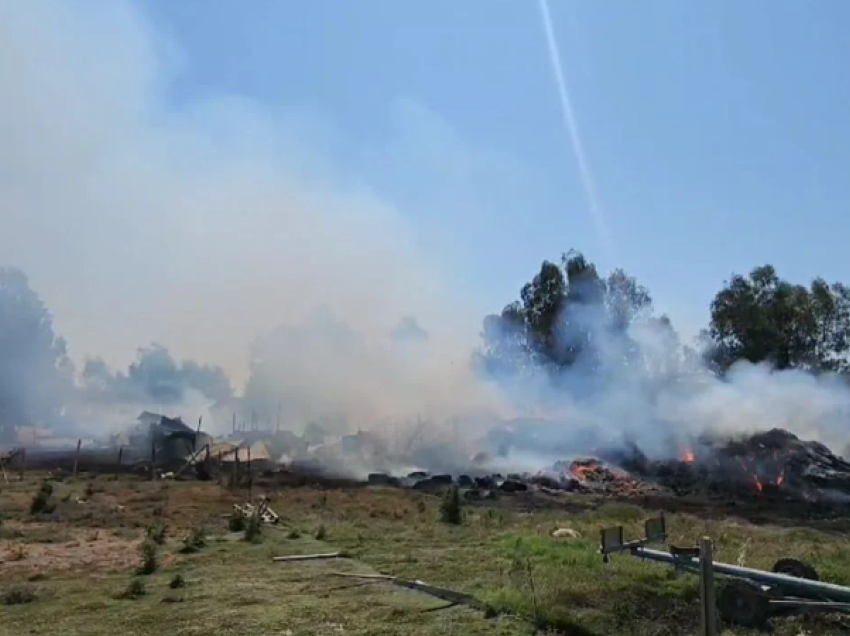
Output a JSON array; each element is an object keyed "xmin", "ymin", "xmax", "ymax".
[
  {"xmin": 772, "ymin": 557, "xmax": 819, "ymax": 581},
  {"xmin": 717, "ymin": 580, "xmax": 771, "ymax": 629}
]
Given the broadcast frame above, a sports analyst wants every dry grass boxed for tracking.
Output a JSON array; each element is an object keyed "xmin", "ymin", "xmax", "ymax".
[{"xmin": 0, "ymin": 472, "xmax": 849, "ymax": 635}]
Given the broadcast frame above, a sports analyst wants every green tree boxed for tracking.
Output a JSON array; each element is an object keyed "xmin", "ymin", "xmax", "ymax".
[
  {"xmin": 475, "ymin": 251, "xmax": 657, "ymax": 378},
  {"xmin": 81, "ymin": 344, "xmax": 233, "ymax": 405},
  {"xmin": 0, "ymin": 267, "xmax": 73, "ymax": 442},
  {"xmin": 704, "ymin": 265, "xmax": 850, "ymax": 373}
]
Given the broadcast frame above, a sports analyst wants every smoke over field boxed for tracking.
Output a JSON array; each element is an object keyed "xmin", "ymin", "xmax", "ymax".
[
  {"xmin": 2, "ymin": 1, "xmax": 850, "ymax": 471},
  {"xmin": 0, "ymin": 0, "xmax": 504, "ymax": 440}
]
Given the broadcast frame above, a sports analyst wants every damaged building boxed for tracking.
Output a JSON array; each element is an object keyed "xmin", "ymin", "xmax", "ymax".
[{"xmin": 128, "ymin": 411, "xmax": 213, "ymax": 466}]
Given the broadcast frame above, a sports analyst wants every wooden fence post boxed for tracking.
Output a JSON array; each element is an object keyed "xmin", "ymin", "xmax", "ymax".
[
  {"xmin": 150, "ymin": 438, "xmax": 157, "ymax": 481},
  {"xmin": 247, "ymin": 445, "xmax": 252, "ymax": 501},
  {"xmin": 699, "ymin": 537, "xmax": 718, "ymax": 636},
  {"xmin": 72, "ymin": 438, "xmax": 82, "ymax": 477}
]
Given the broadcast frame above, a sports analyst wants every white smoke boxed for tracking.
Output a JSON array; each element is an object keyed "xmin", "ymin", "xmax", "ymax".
[
  {"xmin": 479, "ymin": 293, "xmax": 850, "ymax": 464},
  {"xmin": 0, "ymin": 0, "xmax": 508, "ymax": 432},
  {"xmin": 2, "ymin": 0, "xmax": 848, "ymax": 464}
]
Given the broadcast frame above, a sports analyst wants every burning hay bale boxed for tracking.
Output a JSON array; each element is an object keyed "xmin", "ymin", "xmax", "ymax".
[
  {"xmin": 720, "ymin": 428, "xmax": 850, "ymax": 494},
  {"xmin": 546, "ymin": 458, "xmax": 664, "ymax": 497},
  {"xmin": 619, "ymin": 428, "xmax": 850, "ymax": 503},
  {"xmin": 561, "ymin": 458, "xmax": 625, "ymax": 484}
]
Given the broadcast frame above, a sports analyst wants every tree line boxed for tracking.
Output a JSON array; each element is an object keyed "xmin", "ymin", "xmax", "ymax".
[
  {"xmin": 3, "ymin": 250, "xmax": 850, "ymax": 440},
  {"xmin": 475, "ymin": 251, "xmax": 850, "ymax": 381},
  {"xmin": 0, "ymin": 266, "xmax": 233, "ymax": 441}
]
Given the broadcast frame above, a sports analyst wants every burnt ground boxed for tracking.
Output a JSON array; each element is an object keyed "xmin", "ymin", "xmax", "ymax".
[{"xmin": 457, "ymin": 486, "xmax": 850, "ymax": 536}]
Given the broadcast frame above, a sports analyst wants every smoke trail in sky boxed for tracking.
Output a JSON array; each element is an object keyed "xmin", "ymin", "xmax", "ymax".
[{"xmin": 537, "ymin": 0, "xmax": 613, "ymax": 258}]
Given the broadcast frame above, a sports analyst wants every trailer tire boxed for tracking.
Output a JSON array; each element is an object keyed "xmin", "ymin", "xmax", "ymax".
[
  {"xmin": 772, "ymin": 557, "xmax": 819, "ymax": 581},
  {"xmin": 718, "ymin": 580, "xmax": 771, "ymax": 629}
]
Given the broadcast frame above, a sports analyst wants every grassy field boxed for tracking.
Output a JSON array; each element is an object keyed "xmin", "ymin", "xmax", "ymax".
[{"xmin": 1, "ymin": 472, "xmax": 849, "ymax": 636}]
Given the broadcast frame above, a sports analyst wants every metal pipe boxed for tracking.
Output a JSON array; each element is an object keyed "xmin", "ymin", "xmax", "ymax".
[
  {"xmin": 632, "ymin": 547, "xmax": 850, "ymax": 603},
  {"xmin": 770, "ymin": 600, "xmax": 850, "ymax": 612}
]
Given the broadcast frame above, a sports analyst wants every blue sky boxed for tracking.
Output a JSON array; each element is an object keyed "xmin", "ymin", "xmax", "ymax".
[{"xmin": 138, "ymin": 0, "xmax": 850, "ymax": 344}]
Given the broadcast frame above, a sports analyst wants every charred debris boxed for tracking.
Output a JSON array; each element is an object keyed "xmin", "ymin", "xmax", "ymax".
[
  {"xmin": 364, "ymin": 427, "xmax": 850, "ymax": 512},
  {"xmin": 6, "ymin": 408, "xmax": 850, "ymax": 514}
]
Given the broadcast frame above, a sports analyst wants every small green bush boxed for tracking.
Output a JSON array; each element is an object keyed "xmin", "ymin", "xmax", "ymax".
[
  {"xmin": 179, "ymin": 527, "xmax": 206, "ymax": 554},
  {"xmin": 168, "ymin": 574, "xmax": 186, "ymax": 589},
  {"xmin": 228, "ymin": 510, "xmax": 246, "ymax": 532},
  {"xmin": 3, "ymin": 585, "xmax": 36, "ymax": 605},
  {"xmin": 30, "ymin": 481, "xmax": 55, "ymax": 515},
  {"xmin": 243, "ymin": 513, "xmax": 262, "ymax": 543},
  {"xmin": 136, "ymin": 538, "xmax": 158, "ymax": 575},
  {"xmin": 439, "ymin": 485, "xmax": 462, "ymax": 525},
  {"xmin": 146, "ymin": 523, "xmax": 167, "ymax": 545},
  {"xmin": 114, "ymin": 579, "xmax": 146, "ymax": 600}
]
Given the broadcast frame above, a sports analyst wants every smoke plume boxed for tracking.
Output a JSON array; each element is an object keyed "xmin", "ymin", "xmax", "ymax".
[
  {"xmin": 3, "ymin": 1, "xmax": 850, "ymax": 464},
  {"xmin": 81, "ymin": 344, "xmax": 233, "ymax": 406},
  {"xmin": 0, "ymin": 0, "xmax": 505, "ymax": 438},
  {"xmin": 0, "ymin": 267, "xmax": 75, "ymax": 437},
  {"xmin": 475, "ymin": 257, "xmax": 850, "ymax": 467}
]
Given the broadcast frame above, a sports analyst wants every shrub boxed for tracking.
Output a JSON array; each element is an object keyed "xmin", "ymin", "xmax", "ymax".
[
  {"xmin": 228, "ymin": 510, "xmax": 246, "ymax": 532},
  {"xmin": 3, "ymin": 585, "xmax": 36, "ymax": 605},
  {"xmin": 146, "ymin": 523, "xmax": 167, "ymax": 545},
  {"xmin": 137, "ymin": 538, "xmax": 158, "ymax": 575},
  {"xmin": 315, "ymin": 524, "xmax": 327, "ymax": 540},
  {"xmin": 243, "ymin": 512, "xmax": 262, "ymax": 543},
  {"xmin": 30, "ymin": 481, "xmax": 55, "ymax": 515},
  {"xmin": 179, "ymin": 527, "xmax": 206, "ymax": 554},
  {"xmin": 439, "ymin": 485, "xmax": 462, "ymax": 525},
  {"xmin": 168, "ymin": 574, "xmax": 186, "ymax": 589},
  {"xmin": 114, "ymin": 579, "xmax": 146, "ymax": 600}
]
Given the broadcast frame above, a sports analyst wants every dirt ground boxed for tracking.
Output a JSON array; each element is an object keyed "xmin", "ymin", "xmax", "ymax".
[{"xmin": 1, "ymin": 470, "xmax": 849, "ymax": 636}]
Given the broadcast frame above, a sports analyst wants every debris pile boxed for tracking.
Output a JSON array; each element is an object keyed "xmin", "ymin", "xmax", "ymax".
[
  {"xmin": 623, "ymin": 428, "xmax": 850, "ymax": 502},
  {"xmin": 720, "ymin": 428, "xmax": 850, "ymax": 496},
  {"xmin": 361, "ymin": 428, "xmax": 850, "ymax": 508},
  {"xmin": 550, "ymin": 458, "xmax": 664, "ymax": 497},
  {"xmin": 233, "ymin": 497, "xmax": 280, "ymax": 525}
]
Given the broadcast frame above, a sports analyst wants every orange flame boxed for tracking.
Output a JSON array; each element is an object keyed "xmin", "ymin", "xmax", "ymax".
[
  {"xmin": 776, "ymin": 470, "xmax": 785, "ymax": 487},
  {"xmin": 571, "ymin": 465, "xmax": 593, "ymax": 480},
  {"xmin": 752, "ymin": 475, "xmax": 763, "ymax": 494},
  {"xmin": 682, "ymin": 449, "xmax": 695, "ymax": 464}
]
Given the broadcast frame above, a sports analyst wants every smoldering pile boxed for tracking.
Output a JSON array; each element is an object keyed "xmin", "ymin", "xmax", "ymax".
[
  {"xmin": 363, "ymin": 428, "xmax": 850, "ymax": 508},
  {"xmin": 617, "ymin": 428, "xmax": 850, "ymax": 502},
  {"xmin": 365, "ymin": 457, "xmax": 665, "ymax": 501}
]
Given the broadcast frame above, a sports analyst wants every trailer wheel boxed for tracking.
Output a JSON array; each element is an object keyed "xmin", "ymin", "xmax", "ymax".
[
  {"xmin": 718, "ymin": 580, "xmax": 771, "ymax": 628},
  {"xmin": 772, "ymin": 557, "xmax": 819, "ymax": 581}
]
